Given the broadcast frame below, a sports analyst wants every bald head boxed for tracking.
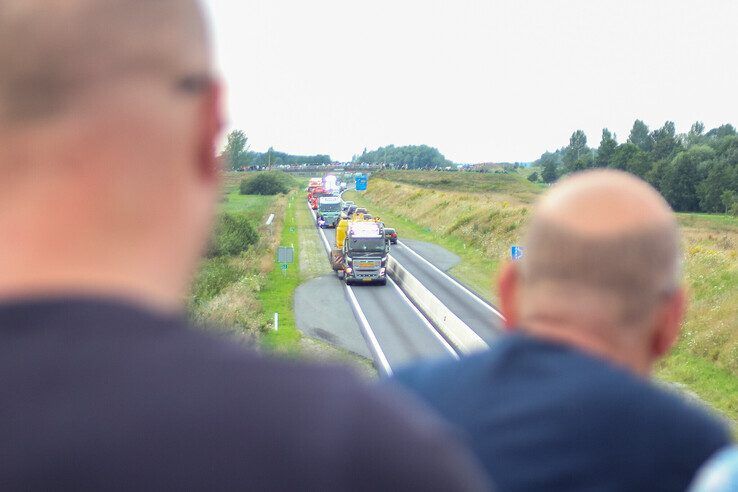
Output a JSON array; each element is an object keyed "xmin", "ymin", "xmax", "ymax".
[
  {"xmin": 519, "ymin": 170, "xmax": 681, "ymax": 325},
  {"xmin": 0, "ymin": 0, "xmax": 210, "ymax": 124},
  {"xmin": 0, "ymin": 0, "xmax": 223, "ymax": 312}
]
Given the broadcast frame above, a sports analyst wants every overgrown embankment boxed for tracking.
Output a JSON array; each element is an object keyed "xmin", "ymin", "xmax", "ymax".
[
  {"xmin": 188, "ymin": 186, "xmax": 283, "ymax": 342},
  {"xmin": 351, "ymin": 171, "xmax": 738, "ymax": 421}
]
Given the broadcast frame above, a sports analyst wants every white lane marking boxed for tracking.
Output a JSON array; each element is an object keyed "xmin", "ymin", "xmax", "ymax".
[
  {"xmin": 345, "ymin": 284, "xmax": 393, "ymax": 375},
  {"xmin": 388, "ymin": 277, "xmax": 459, "ymax": 359},
  {"xmin": 265, "ymin": 213, "xmax": 275, "ymax": 226},
  {"xmin": 309, "ymin": 202, "xmax": 393, "ymax": 375},
  {"xmin": 395, "ymin": 240, "xmax": 506, "ymax": 321}
]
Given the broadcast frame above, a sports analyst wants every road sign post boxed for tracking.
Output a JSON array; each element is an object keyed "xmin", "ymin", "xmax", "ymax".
[
  {"xmin": 277, "ymin": 246, "xmax": 294, "ymax": 276},
  {"xmin": 511, "ymin": 246, "xmax": 524, "ymax": 261}
]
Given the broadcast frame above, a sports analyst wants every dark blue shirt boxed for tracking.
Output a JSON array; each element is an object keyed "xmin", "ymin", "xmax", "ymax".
[
  {"xmin": 0, "ymin": 298, "xmax": 488, "ymax": 491},
  {"xmin": 394, "ymin": 333, "xmax": 731, "ymax": 492}
]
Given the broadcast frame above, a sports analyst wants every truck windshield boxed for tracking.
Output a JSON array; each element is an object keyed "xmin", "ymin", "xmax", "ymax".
[
  {"xmin": 348, "ymin": 237, "xmax": 386, "ymax": 253},
  {"xmin": 320, "ymin": 203, "xmax": 341, "ymax": 212}
]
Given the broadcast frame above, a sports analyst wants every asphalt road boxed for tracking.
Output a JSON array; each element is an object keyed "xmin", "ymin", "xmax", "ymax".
[
  {"xmin": 294, "ymin": 276, "xmax": 371, "ymax": 359},
  {"xmin": 389, "ymin": 241, "xmax": 504, "ymax": 343}
]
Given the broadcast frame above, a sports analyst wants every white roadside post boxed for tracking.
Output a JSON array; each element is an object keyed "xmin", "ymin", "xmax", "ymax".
[{"xmin": 274, "ymin": 312, "xmax": 279, "ymax": 331}]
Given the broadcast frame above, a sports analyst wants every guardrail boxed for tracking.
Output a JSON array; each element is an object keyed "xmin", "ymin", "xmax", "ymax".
[{"xmin": 387, "ymin": 256, "xmax": 487, "ymax": 355}]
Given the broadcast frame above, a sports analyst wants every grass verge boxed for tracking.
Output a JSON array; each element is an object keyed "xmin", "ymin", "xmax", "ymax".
[
  {"xmin": 189, "ymin": 190, "xmax": 279, "ymax": 342},
  {"xmin": 260, "ymin": 193, "xmax": 302, "ymax": 352}
]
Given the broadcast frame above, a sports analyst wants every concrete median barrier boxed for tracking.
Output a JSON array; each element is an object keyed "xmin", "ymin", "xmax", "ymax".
[{"xmin": 387, "ymin": 256, "xmax": 488, "ymax": 354}]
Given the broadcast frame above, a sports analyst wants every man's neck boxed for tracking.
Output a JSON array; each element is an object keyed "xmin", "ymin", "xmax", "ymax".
[{"xmin": 520, "ymin": 317, "xmax": 652, "ymax": 376}]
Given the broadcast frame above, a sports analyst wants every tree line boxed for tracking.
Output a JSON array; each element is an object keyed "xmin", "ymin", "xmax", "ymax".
[
  {"xmin": 353, "ymin": 144, "xmax": 452, "ymax": 168},
  {"xmin": 534, "ymin": 121, "xmax": 738, "ymax": 214},
  {"xmin": 221, "ymin": 130, "xmax": 331, "ymax": 170}
]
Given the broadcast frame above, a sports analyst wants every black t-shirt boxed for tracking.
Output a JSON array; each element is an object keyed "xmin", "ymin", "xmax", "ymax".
[
  {"xmin": 394, "ymin": 333, "xmax": 731, "ymax": 492},
  {"xmin": 0, "ymin": 298, "xmax": 488, "ymax": 491}
]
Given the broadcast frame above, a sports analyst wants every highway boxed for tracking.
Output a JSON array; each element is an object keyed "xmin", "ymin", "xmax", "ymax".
[
  {"xmin": 309, "ymin": 199, "xmax": 506, "ymax": 375},
  {"xmin": 314, "ymin": 213, "xmax": 457, "ymax": 374}
]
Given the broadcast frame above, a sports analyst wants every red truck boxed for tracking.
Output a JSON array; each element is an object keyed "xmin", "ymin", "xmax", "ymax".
[{"xmin": 308, "ymin": 187, "xmax": 330, "ymax": 210}]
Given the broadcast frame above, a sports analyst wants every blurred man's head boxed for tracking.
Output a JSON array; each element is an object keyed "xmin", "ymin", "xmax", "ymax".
[
  {"xmin": 0, "ymin": 0, "xmax": 222, "ymax": 310},
  {"xmin": 498, "ymin": 170, "xmax": 685, "ymax": 375}
]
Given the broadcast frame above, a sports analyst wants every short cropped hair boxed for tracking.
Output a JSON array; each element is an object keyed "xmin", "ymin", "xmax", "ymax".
[{"xmin": 0, "ymin": 0, "xmax": 208, "ymax": 123}]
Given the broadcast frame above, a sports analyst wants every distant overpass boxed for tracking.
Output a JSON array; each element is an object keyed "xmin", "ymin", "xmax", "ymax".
[
  {"xmin": 240, "ymin": 164, "xmax": 384, "ymax": 174},
  {"xmin": 279, "ymin": 165, "xmax": 383, "ymax": 174}
]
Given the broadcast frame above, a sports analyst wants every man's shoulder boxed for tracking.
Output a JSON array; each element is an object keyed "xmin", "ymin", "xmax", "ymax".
[
  {"xmin": 1, "ymin": 298, "xmax": 490, "ymax": 489},
  {"xmin": 395, "ymin": 333, "xmax": 730, "ymax": 444}
]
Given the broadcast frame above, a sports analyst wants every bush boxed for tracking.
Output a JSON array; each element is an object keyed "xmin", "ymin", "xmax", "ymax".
[
  {"xmin": 240, "ymin": 171, "xmax": 296, "ymax": 195},
  {"xmin": 208, "ymin": 213, "xmax": 259, "ymax": 257},
  {"xmin": 190, "ymin": 256, "xmax": 245, "ymax": 304}
]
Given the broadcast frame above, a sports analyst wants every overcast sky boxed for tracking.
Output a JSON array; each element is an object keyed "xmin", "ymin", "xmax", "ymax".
[{"xmin": 203, "ymin": 0, "xmax": 738, "ymax": 163}]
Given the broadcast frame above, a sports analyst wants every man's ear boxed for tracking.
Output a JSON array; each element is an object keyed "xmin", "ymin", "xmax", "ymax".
[
  {"xmin": 498, "ymin": 262, "xmax": 520, "ymax": 331},
  {"xmin": 197, "ymin": 80, "xmax": 224, "ymax": 182},
  {"xmin": 651, "ymin": 287, "xmax": 686, "ymax": 359}
]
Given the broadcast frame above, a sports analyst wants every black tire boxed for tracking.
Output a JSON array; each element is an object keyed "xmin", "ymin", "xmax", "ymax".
[{"xmin": 378, "ymin": 278, "xmax": 387, "ymax": 286}]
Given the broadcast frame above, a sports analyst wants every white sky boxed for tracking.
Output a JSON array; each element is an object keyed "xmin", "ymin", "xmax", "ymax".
[{"xmin": 203, "ymin": 0, "xmax": 738, "ymax": 163}]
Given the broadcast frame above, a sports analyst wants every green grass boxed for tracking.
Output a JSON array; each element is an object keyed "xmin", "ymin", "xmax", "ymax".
[
  {"xmin": 190, "ymin": 256, "xmax": 246, "ymax": 304},
  {"xmin": 657, "ymin": 346, "xmax": 738, "ymax": 426},
  {"xmin": 677, "ymin": 212, "xmax": 738, "ymax": 231},
  {"xmin": 220, "ymin": 190, "xmax": 275, "ymax": 221},
  {"xmin": 260, "ymin": 193, "xmax": 302, "ymax": 352},
  {"xmin": 189, "ymin": 190, "xmax": 278, "ymax": 338},
  {"xmin": 373, "ymin": 169, "xmax": 543, "ymax": 203}
]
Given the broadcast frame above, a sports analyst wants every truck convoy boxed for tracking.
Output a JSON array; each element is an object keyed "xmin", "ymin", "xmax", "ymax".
[
  {"xmin": 316, "ymin": 196, "xmax": 342, "ymax": 228},
  {"xmin": 331, "ymin": 220, "xmax": 388, "ymax": 285},
  {"xmin": 308, "ymin": 174, "xmax": 394, "ymax": 286},
  {"xmin": 308, "ymin": 187, "xmax": 330, "ymax": 210}
]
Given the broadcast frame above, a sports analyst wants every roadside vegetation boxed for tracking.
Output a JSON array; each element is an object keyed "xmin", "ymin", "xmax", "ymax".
[
  {"xmin": 189, "ymin": 184, "xmax": 281, "ymax": 342},
  {"xmin": 190, "ymin": 173, "xmax": 374, "ymax": 370},
  {"xmin": 239, "ymin": 171, "xmax": 297, "ymax": 195},
  {"xmin": 349, "ymin": 170, "xmax": 738, "ymax": 423}
]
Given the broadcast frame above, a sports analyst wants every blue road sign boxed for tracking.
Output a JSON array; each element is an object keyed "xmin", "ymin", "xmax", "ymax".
[
  {"xmin": 355, "ymin": 174, "xmax": 368, "ymax": 191},
  {"xmin": 511, "ymin": 246, "xmax": 524, "ymax": 261}
]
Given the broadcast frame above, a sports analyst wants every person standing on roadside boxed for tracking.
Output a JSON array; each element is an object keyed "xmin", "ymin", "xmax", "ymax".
[
  {"xmin": 394, "ymin": 169, "xmax": 731, "ymax": 491},
  {"xmin": 0, "ymin": 1, "xmax": 488, "ymax": 489}
]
